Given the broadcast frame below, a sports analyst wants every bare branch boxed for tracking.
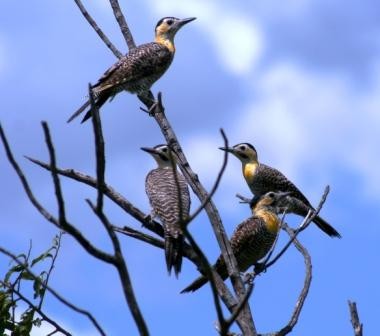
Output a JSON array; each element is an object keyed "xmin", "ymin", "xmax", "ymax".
[
  {"xmin": 88, "ymin": 84, "xmax": 106, "ymax": 211},
  {"xmin": 25, "ymin": 157, "xmax": 164, "ymax": 233},
  {"xmin": 0, "ymin": 246, "xmax": 106, "ymax": 336},
  {"xmin": 42, "ymin": 122, "xmax": 67, "ymax": 225},
  {"xmin": 263, "ymin": 186, "xmax": 330, "ymax": 273},
  {"xmin": 185, "ymin": 129, "xmax": 229, "ymax": 224},
  {"xmin": 348, "ymin": 301, "xmax": 363, "ymax": 336},
  {"xmin": 275, "ymin": 224, "xmax": 312, "ymax": 336},
  {"xmin": 73, "ymin": 0, "xmax": 123, "ymax": 58},
  {"xmin": 108, "ymin": 0, "xmax": 136, "ymax": 50},
  {"xmin": 86, "ymin": 201, "xmax": 149, "ymax": 336},
  {"xmin": 0, "ymin": 123, "xmax": 115, "ymax": 264}
]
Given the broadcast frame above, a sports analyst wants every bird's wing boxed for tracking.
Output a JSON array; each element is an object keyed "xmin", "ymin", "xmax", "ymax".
[
  {"xmin": 258, "ymin": 164, "xmax": 312, "ymax": 207},
  {"xmin": 213, "ymin": 217, "xmax": 264, "ymax": 277},
  {"xmin": 145, "ymin": 168, "xmax": 190, "ymax": 236},
  {"xmin": 93, "ymin": 43, "xmax": 173, "ymax": 94}
]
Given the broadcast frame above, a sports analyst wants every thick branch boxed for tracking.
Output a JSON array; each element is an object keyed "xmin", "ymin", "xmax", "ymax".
[
  {"xmin": 145, "ymin": 93, "xmax": 256, "ymax": 335},
  {"xmin": 108, "ymin": 0, "xmax": 136, "ymax": 50}
]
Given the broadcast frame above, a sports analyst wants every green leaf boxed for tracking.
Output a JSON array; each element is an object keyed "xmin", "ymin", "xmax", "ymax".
[{"xmin": 31, "ymin": 251, "xmax": 53, "ymax": 267}]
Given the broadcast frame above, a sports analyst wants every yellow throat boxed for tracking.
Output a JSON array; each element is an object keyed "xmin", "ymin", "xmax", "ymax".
[
  {"xmin": 243, "ymin": 162, "xmax": 259, "ymax": 184},
  {"xmin": 155, "ymin": 34, "xmax": 175, "ymax": 53},
  {"xmin": 255, "ymin": 209, "xmax": 280, "ymax": 234}
]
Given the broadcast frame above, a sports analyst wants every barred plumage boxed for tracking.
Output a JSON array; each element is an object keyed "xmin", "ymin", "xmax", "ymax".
[
  {"xmin": 220, "ymin": 143, "xmax": 341, "ymax": 238},
  {"xmin": 181, "ymin": 191, "xmax": 290, "ymax": 293},
  {"xmin": 142, "ymin": 145, "xmax": 190, "ymax": 276},
  {"xmin": 67, "ymin": 17, "xmax": 196, "ymax": 123}
]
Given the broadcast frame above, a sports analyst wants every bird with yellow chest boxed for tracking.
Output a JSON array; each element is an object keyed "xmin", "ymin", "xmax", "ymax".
[{"xmin": 67, "ymin": 16, "xmax": 196, "ymax": 123}]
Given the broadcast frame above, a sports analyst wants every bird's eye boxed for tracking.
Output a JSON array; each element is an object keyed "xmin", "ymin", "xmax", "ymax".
[
  {"xmin": 166, "ymin": 19, "xmax": 174, "ymax": 25},
  {"xmin": 240, "ymin": 145, "xmax": 246, "ymax": 151},
  {"xmin": 268, "ymin": 192, "xmax": 275, "ymax": 198},
  {"xmin": 162, "ymin": 147, "xmax": 168, "ymax": 152}
]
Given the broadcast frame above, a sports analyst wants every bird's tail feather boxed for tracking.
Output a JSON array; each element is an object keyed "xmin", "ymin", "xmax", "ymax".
[
  {"xmin": 165, "ymin": 235, "xmax": 184, "ymax": 277},
  {"xmin": 313, "ymin": 215, "xmax": 341, "ymax": 238},
  {"xmin": 67, "ymin": 92, "xmax": 110, "ymax": 124},
  {"xmin": 67, "ymin": 100, "xmax": 90, "ymax": 123},
  {"xmin": 180, "ymin": 275, "xmax": 208, "ymax": 293},
  {"xmin": 284, "ymin": 196, "xmax": 341, "ymax": 238}
]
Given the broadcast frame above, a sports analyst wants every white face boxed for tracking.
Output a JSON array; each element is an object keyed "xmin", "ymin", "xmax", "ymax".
[{"xmin": 152, "ymin": 145, "xmax": 173, "ymax": 167}]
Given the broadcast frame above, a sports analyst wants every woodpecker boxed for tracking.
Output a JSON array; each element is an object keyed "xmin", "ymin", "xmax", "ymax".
[
  {"xmin": 181, "ymin": 191, "xmax": 290, "ymax": 293},
  {"xmin": 220, "ymin": 143, "xmax": 341, "ymax": 238},
  {"xmin": 142, "ymin": 144, "xmax": 191, "ymax": 276},
  {"xmin": 67, "ymin": 17, "xmax": 196, "ymax": 123}
]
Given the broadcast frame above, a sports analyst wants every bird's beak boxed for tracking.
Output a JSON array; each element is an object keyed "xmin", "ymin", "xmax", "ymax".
[
  {"xmin": 141, "ymin": 147, "xmax": 159, "ymax": 155},
  {"xmin": 176, "ymin": 17, "xmax": 197, "ymax": 29},
  {"xmin": 219, "ymin": 146, "xmax": 234, "ymax": 154}
]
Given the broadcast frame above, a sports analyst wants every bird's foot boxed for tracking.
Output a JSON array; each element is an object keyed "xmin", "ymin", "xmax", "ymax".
[
  {"xmin": 253, "ymin": 262, "xmax": 267, "ymax": 275},
  {"xmin": 139, "ymin": 100, "xmax": 159, "ymax": 116},
  {"xmin": 143, "ymin": 214, "xmax": 154, "ymax": 228}
]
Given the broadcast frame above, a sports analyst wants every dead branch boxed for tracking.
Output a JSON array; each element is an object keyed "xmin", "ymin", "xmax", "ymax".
[
  {"xmin": 87, "ymin": 88, "xmax": 149, "ymax": 335},
  {"xmin": 73, "ymin": 0, "xmax": 123, "ymax": 58},
  {"xmin": 0, "ymin": 123, "xmax": 114, "ymax": 264},
  {"xmin": 348, "ymin": 301, "xmax": 363, "ymax": 336},
  {"xmin": 108, "ymin": 0, "xmax": 136, "ymax": 50}
]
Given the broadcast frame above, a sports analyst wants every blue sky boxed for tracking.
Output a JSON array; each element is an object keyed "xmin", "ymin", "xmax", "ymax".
[{"xmin": 1, "ymin": 0, "xmax": 379, "ymax": 335}]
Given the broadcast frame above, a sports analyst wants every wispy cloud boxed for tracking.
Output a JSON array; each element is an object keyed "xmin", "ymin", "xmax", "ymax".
[{"xmin": 0, "ymin": 35, "xmax": 6, "ymax": 75}]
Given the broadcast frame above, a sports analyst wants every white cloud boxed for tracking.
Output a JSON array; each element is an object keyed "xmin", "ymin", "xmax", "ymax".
[
  {"xmin": 0, "ymin": 35, "xmax": 6, "ymax": 74},
  {"xmin": 144, "ymin": 0, "xmax": 264, "ymax": 76},
  {"xmin": 233, "ymin": 62, "xmax": 380, "ymax": 200}
]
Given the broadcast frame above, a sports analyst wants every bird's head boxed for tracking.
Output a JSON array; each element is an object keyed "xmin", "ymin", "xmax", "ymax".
[
  {"xmin": 141, "ymin": 144, "xmax": 174, "ymax": 168},
  {"xmin": 219, "ymin": 143, "xmax": 258, "ymax": 164},
  {"xmin": 155, "ymin": 17, "xmax": 196, "ymax": 44},
  {"xmin": 251, "ymin": 191, "xmax": 292, "ymax": 214}
]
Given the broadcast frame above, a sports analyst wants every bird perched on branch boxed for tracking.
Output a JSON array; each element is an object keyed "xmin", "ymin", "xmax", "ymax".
[
  {"xmin": 181, "ymin": 191, "xmax": 291, "ymax": 293},
  {"xmin": 220, "ymin": 143, "xmax": 341, "ymax": 238},
  {"xmin": 142, "ymin": 144, "xmax": 191, "ymax": 277},
  {"xmin": 67, "ymin": 16, "xmax": 196, "ymax": 123}
]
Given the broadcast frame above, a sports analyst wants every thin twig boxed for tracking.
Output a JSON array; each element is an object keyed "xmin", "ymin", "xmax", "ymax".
[
  {"xmin": 263, "ymin": 186, "xmax": 329, "ymax": 273},
  {"xmin": 25, "ymin": 157, "xmax": 165, "ymax": 236},
  {"xmin": 275, "ymin": 224, "xmax": 312, "ymax": 336},
  {"xmin": 185, "ymin": 129, "xmax": 229, "ymax": 224},
  {"xmin": 348, "ymin": 301, "xmax": 363, "ymax": 336},
  {"xmin": 0, "ymin": 123, "xmax": 115, "ymax": 264},
  {"xmin": 263, "ymin": 210, "xmax": 313, "ymax": 271},
  {"xmin": 108, "ymin": 0, "xmax": 136, "ymax": 50},
  {"xmin": 0, "ymin": 246, "xmax": 106, "ymax": 336},
  {"xmin": 114, "ymin": 225, "xmax": 165, "ymax": 249},
  {"xmin": 0, "ymin": 281, "xmax": 72, "ymax": 336},
  {"xmin": 38, "ymin": 232, "xmax": 64, "ymax": 310},
  {"xmin": 73, "ymin": 0, "xmax": 123, "ymax": 58},
  {"xmin": 87, "ymin": 201, "xmax": 149, "ymax": 336},
  {"xmin": 88, "ymin": 84, "xmax": 106, "ymax": 211},
  {"xmin": 42, "ymin": 122, "xmax": 67, "ymax": 225}
]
